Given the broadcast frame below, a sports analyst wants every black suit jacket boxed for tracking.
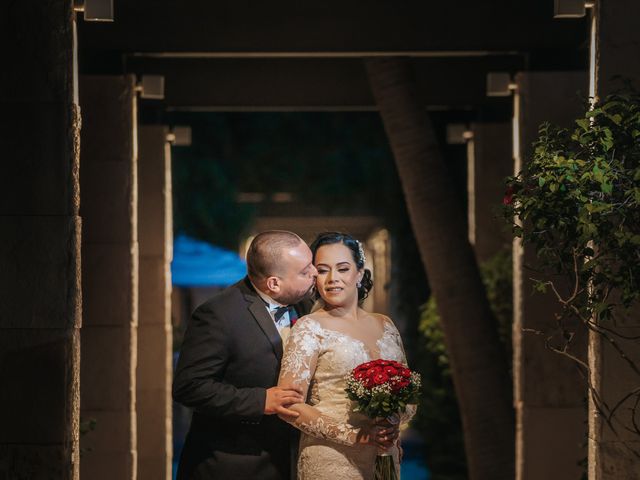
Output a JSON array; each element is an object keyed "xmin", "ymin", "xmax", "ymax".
[{"xmin": 173, "ymin": 277, "xmax": 312, "ymax": 480}]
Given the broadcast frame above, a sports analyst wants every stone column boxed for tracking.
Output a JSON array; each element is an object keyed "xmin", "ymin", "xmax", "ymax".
[
  {"xmin": 0, "ymin": 3, "xmax": 80, "ymax": 479},
  {"xmin": 589, "ymin": 2, "xmax": 640, "ymax": 478},
  {"xmin": 79, "ymin": 76, "xmax": 138, "ymax": 480},
  {"xmin": 365, "ymin": 228, "xmax": 391, "ymax": 316},
  {"xmin": 136, "ymin": 126, "xmax": 173, "ymax": 480},
  {"xmin": 513, "ymin": 72, "xmax": 588, "ymax": 480},
  {"xmin": 467, "ymin": 122, "xmax": 513, "ymax": 264}
]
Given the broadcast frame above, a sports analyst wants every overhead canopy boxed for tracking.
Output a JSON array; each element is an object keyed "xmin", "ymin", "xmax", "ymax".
[
  {"xmin": 171, "ymin": 235, "xmax": 247, "ymax": 287},
  {"xmin": 77, "ymin": 1, "xmax": 587, "ymax": 115}
]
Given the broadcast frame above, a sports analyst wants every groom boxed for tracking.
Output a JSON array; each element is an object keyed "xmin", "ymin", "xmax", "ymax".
[{"xmin": 173, "ymin": 230, "xmax": 318, "ymax": 480}]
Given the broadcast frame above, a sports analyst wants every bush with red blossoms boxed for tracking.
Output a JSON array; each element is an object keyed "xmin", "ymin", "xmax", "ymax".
[{"xmin": 345, "ymin": 359, "xmax": 421, "ymax": 419}]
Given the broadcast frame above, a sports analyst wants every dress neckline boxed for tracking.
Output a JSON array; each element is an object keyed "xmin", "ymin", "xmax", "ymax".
[{"xmin": 310, "ymin": 318, "xmax": 395, "ymax": 360}]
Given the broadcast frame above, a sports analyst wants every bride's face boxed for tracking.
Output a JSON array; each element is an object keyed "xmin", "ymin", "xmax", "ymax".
[{"xmin": 314, "ymin": 243, "xmax": 363, "ymax": 307}]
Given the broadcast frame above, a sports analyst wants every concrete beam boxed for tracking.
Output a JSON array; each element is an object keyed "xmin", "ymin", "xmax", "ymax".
[
  {"xmin": 77, "ymin": 1, "xmax": 586, "ymax": 56},
  {"xmin": 126, "ymin": 57, "xmax": 520, "ymax": 110}
]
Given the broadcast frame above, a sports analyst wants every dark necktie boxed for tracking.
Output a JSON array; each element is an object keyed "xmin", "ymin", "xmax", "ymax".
[{"xmin": 274, "ymin": 306, "xmax": 298, "ymax": 326}]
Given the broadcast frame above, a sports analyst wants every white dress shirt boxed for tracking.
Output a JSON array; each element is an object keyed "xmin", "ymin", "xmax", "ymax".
[{"xmin": 250, "ymin": 282, "xmax": 293, "ymax": 342}]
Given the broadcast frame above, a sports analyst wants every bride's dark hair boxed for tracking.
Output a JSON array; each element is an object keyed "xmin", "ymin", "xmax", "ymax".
[{"xmin": 309, "ymin": 232, "xmax": 373, "ymax": 303}]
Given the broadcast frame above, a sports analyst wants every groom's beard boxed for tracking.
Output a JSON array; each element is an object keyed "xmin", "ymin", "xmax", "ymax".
[{"xmin": 279, "ymin": 283, "xmax": 315, "ymax": 305}]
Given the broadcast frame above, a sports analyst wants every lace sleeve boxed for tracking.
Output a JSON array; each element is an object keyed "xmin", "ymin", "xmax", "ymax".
[
  {"xmin": 278, "ymin": 318, "xmax": 363, "ymax": 446},
  {"xmin": 385, "ymin": 317, "xmax": 418, "ymax": 425}
]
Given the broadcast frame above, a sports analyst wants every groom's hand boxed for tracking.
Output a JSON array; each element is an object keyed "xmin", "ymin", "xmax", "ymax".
[{"xmin": 264, "ymin": 386, "xmax": 304, "ymax": 417}]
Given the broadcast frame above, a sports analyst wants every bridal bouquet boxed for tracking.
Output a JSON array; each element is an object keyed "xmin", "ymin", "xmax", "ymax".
[{"xmin": 345, "ymin": 359, "xmax": 421, "ymax": 480}]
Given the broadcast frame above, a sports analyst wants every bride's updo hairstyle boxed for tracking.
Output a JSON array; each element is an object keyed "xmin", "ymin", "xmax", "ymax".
[{"xmin": 310, "ymin": 232, "xmax": 373, "ymax": 303}]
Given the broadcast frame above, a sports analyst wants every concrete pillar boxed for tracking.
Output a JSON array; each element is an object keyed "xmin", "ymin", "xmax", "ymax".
[
  {"xmin": 79, "ymin": 76, "xmax": 138, "ymax": 480},
  {"xmin": 0, "ymin": 3, "xmax": 80, "ymax": 479},
  {"xmin": 365, "ymin": 228, "xmax": 391, "ymax": 316},
  {"xmin": 136, "ymin": 126, "xmax": 173, "ymax": 480},
  {"xmin": 589, "ymin": 3, "xmax": 640, "ymax": 478},
  {"xmin": 467, "ymin": 122, "xmax": 513, "ymax": 264},
  {"xmin": 513, "ymin": 72, "xmax": 588, "ymax": 480}
]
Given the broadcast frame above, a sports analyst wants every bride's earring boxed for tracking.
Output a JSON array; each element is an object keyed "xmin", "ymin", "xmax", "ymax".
[{"xmin": 356, "ymin": 281, "xmax": 362, "ymax": 288}]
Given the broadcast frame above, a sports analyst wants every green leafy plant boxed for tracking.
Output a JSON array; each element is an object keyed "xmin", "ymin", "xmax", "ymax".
[
  {"xmin": 503, "ymin": 90, "xmax": 640, "ymax": 442},
  {"xmin": 505, "ymin": 92, "xmax": 640, "ymax": 311}
]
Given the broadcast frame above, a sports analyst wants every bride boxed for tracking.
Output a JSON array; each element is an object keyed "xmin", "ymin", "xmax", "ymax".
[{"xmin": 277, "ymin": 232, "xmax": 416, "ymax": 479}]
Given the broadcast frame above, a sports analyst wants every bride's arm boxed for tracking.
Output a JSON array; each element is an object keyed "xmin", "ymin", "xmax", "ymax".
[
  {"xmin": 383, "ymin": 316, "xmax": 418, "ymax": 425},
  {"xmin": 277, "ymin": 318, "xmax": 374, "ymax": 446}
]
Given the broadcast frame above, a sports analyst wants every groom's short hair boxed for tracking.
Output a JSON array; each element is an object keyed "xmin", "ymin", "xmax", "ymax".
[{"xmin": 246, "ymin": 230, "xmax": 303, "ymax": 280}]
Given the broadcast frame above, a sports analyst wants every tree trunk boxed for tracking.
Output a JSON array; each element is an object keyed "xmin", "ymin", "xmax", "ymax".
[{"xmin": 366, "ymin": 57, "xmax": 515, "ymax": 480}]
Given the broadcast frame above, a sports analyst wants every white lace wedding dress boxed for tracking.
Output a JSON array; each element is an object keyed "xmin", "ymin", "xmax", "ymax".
[{"xmin": 278, "ymin": 316, "xmax": 416, "ymax": 480}]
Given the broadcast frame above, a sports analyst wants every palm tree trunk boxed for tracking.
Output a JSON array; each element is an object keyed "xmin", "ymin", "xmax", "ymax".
[{"xmin": 366, "ymin": 57, "xmax": 514, "ymax": 480}]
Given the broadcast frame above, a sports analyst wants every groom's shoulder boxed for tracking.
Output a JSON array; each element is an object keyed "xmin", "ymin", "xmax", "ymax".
[{"xmin": 195, "ymin": 278, "xmax": 248, "ymax": 313}]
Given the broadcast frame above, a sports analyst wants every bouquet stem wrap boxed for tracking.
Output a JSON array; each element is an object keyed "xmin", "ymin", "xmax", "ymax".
[
  {"xmin": 375, "ymin": 414, "xmax": 399, "ymax": 480},
  {"xmin": 374, "ymin": 449, "xmax": 397, "ymax": 480}
]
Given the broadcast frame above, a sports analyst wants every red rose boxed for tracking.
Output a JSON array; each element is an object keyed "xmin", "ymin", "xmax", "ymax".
[
  {"xmin": 400, "ymin": 368, "xmax": 411, "ymax": 378},
  {"xmin": 373, "ymin": 373, "xmax": 389, "ymax": 385},
  {"xmin": 356, "ymin": 362, "xmax": 371, "ymax": 372},
  {"xmin": 397, "ymin": 379, "xmax": 410, "ymax": 389},
  {"xmin": 384, "ymin": 366, "xmax": 398, "ymax": 376}
]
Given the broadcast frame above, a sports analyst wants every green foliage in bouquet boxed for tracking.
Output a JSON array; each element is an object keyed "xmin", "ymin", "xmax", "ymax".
[
  {"xmin": 346, "ymin": 383, "xmax": 422, "ymax": 419},
  {"xmin": 503, "ymin": 91, "xmax": 640, "ymax": 327},
  {"xmin": 347, "ymin": 387, "xmax": 421, "ymax": 419}
]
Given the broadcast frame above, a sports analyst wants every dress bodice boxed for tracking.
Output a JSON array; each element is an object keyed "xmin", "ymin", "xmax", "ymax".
[
  {"xmin": 278, "ymin": 315, "xmax": 415, "ymax": 479},
  {"xmin": 301, "ymin": 320, "xmax": 406, "ymax": 420}
]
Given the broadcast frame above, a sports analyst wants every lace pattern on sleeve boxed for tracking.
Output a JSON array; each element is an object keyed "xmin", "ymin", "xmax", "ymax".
[
  {"xmin": 279, "ymin": 318, "xmax": 321, "ymax": 384},
  {"xmin": 297, "ymin": 413, "xmax": 359, "ymax": 446},
  {"xmin": 279, "ymin": 318, "xmax": 361, "ymax": 446}
]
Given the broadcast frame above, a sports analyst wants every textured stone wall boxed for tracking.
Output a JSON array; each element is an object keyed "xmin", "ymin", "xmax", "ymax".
[{"xmin": 0, "ymin": 2, "xmax": 81, "ymax": 479}]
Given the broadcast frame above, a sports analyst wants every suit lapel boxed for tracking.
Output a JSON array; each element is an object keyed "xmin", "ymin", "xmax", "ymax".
[{"xmin": 240, "ymin": 278, "xmax": 283, "ymax": 360}]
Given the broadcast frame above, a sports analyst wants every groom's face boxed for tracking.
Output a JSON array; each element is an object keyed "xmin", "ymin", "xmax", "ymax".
[{"xmin": 272, "ymin": 241, "xmax": 317, "ymax": 305}]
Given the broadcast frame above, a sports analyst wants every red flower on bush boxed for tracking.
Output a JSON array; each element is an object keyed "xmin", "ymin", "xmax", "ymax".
[{"xmin": 503, "ymin": 185, "xmax": 518, "ymax": 205}]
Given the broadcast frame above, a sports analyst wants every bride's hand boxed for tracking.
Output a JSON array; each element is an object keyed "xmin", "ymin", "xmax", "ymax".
[
  {"xmin": 374, "ymin": 418, "xmax": 400, "ymax": 449},
  {"xmin": 357, "ymin": 419, "xmax": 399, "ymax": 449}
]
